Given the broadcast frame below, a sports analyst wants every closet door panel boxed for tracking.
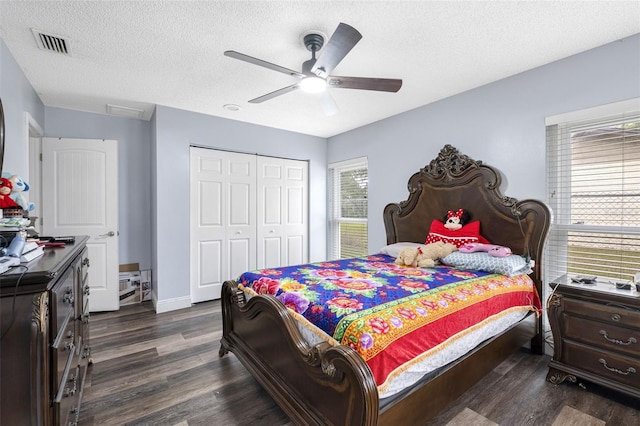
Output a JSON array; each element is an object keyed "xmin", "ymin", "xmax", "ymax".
[
  {"xmin": 226, "ymin": 154, "xmax": 256, "ymax": 278},
  {"xmin": 198, "ymin": 240, "xmax": 221, "ymax": 287},
  {"xmin": 257, "ymin": 157, "xmax": 308, "ymax": 269},
  {"xmin": 263, "ymin": 186, "xmax": 282, "ymax": 225},
  {"xmin": 228, "ymin": 238, "xmax": 252, "ymax": 282},
  {"xmin": 260, "ymin": 180, "xmax": 283, "ymax": 268},
  {"xmin": 191, "ymin": 149, "xmax": 226, "ymax": 302},
  {"xmin": 286, "ymin": 235, "xmax": 304, "ymax": 266},
  {"xmin": 287, "ymin": 186, "xmax": 304, "ymax": 225},
  {"xmin": 282, "ymin": 161, "xmax": 308, "ymax": 266},
  {"xmin": 190, "ymin": 148, "xmax": 256, "ymax": 302},
  {"xmin": 262, "ymin": 238, "xmax": 282, "ymax": 269}
]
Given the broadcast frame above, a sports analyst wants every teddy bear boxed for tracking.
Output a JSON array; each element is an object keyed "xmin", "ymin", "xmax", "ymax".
[
  {"xmin": 0, "ymin": 177, "xmax": 20, "ymax": 208},
  {"xmin": 395, "ymin": 241, "xmax": 458, "ymax": 268},
  {"xmin": 2, "ymin": 174, "xmax": 35, "ymax": 211}
]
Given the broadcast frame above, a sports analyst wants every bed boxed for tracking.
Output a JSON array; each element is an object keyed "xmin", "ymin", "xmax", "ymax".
[{"xmin": 219, "ymin": 144, "xmax": 551, "ymax": 425}]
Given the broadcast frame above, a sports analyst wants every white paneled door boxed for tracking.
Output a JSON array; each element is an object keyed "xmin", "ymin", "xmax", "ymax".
[
  {"xmin": 190, "ymin": 148, "xmax": 308, "ymax": 302},
  {"xmin": 256, "ymin": 156, "xmax": 308, "ymax": 269},
  {"xmin": 190, "ymin": 148, "xmax": 257, "ymax": 302},
  {"xmin": 42, "ymin": 138, "xmax": 119, "ymax": 312}
]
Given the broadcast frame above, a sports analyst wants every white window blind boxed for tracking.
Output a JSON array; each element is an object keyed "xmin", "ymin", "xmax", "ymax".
[
  {"xmin": 545, "ymin": 103, "xmax": 640, "ymax": 284},
  {"xmin": 328, "ymin": 157, "xmax": 368, "ymax": 259}
]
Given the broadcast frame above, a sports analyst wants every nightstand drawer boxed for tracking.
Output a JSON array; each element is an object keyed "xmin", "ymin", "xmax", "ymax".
[
  {"xmin": 563, "ymin": 340, "xmax": 640, "ymax": 389},
  {"xmin": 563, "ymin": 298, "xmax": 640, "ymax": 328},
  {"xmin": 562, "ymin": 314, "xmax": 640, "ymax": 358}
]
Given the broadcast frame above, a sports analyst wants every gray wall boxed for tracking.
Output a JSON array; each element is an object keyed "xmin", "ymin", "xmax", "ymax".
[
  {"xmin": 152, "ymin": 105, "xmax": 327, "ymax": 311},
  {"xmin": 44, "ymin": 107, "xmax": 153, "ymax": 269},
  {"xmin": 0, "ymin": 39, "xmax": 44, "ymax": 177},
  {"xmin": 328, "ymin": 34, "xmax": 640, "ymax": 253}
]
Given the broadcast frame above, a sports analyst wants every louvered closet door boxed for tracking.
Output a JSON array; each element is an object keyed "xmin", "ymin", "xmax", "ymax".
[
  {"xmin": 190, "ymin": 148, "xmax": 256, "ymax": 302},
  {"xmin": 256, "ymin": 157, "xmax": 308, "ymax": 269}
]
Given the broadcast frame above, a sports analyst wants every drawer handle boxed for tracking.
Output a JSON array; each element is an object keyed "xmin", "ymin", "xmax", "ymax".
[
  {"xmin": 83, "ymin": 257, "xmax": 90, "ymax": 267},
  {"xmin": 611, "ymin": 313, "xmax": 621, "ymax": 322},
  {"xmin": 63, "ymin": 292, "xmax": 75, "ymax": 305},
  {"xmin": 64, "ymin": 376, "xmax": 78, "ymax": 397},
  {"xmin": 598, "ymin": 358, "xmax": 636, "ymax": 376},
  {"xmin": 64, "ymin": 385, "xmax": 77, "ymax": 397},
  {"xmin": 599, "ymin": 330, "xmax": 637, "ymax": 346}
]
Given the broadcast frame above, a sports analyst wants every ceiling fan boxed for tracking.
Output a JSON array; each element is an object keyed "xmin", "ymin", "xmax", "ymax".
[{"xmin": 224, "ymin": 22, "xmax": 402, "ymax": 115}]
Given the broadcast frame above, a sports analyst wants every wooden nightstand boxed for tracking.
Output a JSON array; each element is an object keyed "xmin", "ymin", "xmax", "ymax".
[{"xmin": 546, "ymin": 275, "xmax": 640, "ymax": 399}]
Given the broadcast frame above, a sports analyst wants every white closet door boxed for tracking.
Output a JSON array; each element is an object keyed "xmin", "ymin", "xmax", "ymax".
[
  {"xmin": 257, "ymin": 157, "xmax": 308, "ymax": 269},
  {"xmin": 190, "ymin": 148, "xmax": 256, "ymax": 302}
]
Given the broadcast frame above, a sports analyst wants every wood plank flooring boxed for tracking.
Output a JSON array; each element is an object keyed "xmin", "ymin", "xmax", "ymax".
[{"xmin": 79, "ymin": 301, "xmax": 639, "ymax": 426}]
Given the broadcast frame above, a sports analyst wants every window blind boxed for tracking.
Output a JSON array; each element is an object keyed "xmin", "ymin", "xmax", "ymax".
[
  {"xmin": 545, "ymin": 106, "xmax": 640, "ymax": 284},
  {"xmin": 328, "ymin": 157, "xmax": 368, "ymax": 260}
]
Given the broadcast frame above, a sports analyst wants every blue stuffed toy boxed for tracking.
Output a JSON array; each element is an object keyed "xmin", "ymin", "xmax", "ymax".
[{"xmin": 1, "ymin": 173, "xmax": 35, "ymax": 211}]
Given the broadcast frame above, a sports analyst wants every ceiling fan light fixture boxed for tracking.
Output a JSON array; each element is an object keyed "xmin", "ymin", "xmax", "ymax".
[{"xmin": 299, "ymin": 76, "xmax": 326, "ymax": 94}]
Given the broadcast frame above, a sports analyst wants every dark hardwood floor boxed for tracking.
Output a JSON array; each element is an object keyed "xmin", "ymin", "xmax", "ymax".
[{"xmin": 79, "ymin": 301, "xmax": 639, "ymax": 426}]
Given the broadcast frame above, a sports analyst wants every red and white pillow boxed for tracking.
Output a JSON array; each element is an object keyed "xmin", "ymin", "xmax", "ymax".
[{"xmin": 424, "ymin": 219, "xmax": 490, "ymax": 248}]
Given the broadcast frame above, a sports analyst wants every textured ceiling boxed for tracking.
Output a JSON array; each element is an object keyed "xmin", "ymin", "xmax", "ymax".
[{"xmin": 1, "ymin": 1, "xmax": 639, "ymax": 138}]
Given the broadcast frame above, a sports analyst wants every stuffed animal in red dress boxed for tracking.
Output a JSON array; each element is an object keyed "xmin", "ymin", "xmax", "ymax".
[{"xmin": 0, "ymin": 177, "xmax": 20, "ymax": 208}]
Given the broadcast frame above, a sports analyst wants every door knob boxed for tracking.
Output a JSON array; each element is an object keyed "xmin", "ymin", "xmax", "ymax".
[{"xmin": 99, "ymin": 231, "xmax": 116, "ymax": 237}]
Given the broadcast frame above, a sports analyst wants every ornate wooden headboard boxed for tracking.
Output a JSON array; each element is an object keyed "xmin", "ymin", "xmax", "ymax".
[
  {"xmin": 383, "ymin": 145, "xmax": 550, "ymax": 255},
  {"xmin": 383, "ymin": 144, "xmax": 551, "ymax": 315}
]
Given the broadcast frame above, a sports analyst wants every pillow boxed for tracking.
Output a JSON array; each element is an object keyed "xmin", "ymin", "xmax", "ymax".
[
  {"xmin": 441, "ymin": 251, "xmax": 532, "ymax": 276},
  {"xmin": 425, "ymin": 219, "xmax": 490, "ymax": 248},
  {"xmin": 379, "ymin": 242, "xmax": 423, "ymax": 258}
]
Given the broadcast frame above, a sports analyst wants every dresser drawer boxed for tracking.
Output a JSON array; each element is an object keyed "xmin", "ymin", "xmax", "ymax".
[
  {"xmin": 55, "ymin": 365, "xmax": 82, "ymax": 426},
  {"xmin": 51, "ymin": 276, "xmax": 75, "ymax": 336},
  {"xmin": 76, "ymin": 255, "xmax": 89, "ymax": 319},
  {"xmin": 80, "ymin": 276, "xmax": 90, "ymax": 317},
  {"xmin": 563, "ymin": 340, "xmax": 640, "ymax": 389},
  {"xmin": 52, "ymin": 307, "xmax": 76, "ymax": 391},
  {"xmin": 562, "ymin": 314, "xmax": 640, "ymax": 358},
  {"xmin": 78, "ymin": 302, "xmax": 90, "ymax": 358},
  {"xmin": 563, "ymin": 298, "xmax": 640, "ymax": 328}
]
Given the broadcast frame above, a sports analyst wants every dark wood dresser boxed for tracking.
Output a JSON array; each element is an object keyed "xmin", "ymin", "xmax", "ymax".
[
  {"xmin": 0, "ymin": 236, "xmax": 90, "ymax": 425},
  {"xmin": 546, "ymin": 275, "xmax": 640, "ymax": 399}
]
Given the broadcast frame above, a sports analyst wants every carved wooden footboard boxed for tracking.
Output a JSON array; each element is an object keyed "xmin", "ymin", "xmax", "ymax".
[
  {"xmin": 220, "ymin": 279, "xmax": 538, "ymax": 425},
  {"xmin": 220, "ymin": 280, "xmax": 380, "ymax": 425}
]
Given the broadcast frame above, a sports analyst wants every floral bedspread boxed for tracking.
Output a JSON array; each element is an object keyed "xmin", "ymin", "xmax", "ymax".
[{"xmin": 238, "ymin": 254, "xmax": 541, "ymax": 391}]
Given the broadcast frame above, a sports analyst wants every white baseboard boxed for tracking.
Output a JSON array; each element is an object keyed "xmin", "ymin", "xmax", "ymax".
[{"xmin": 154, "ymin": 295, "xmax": 191, "ymax": 314}]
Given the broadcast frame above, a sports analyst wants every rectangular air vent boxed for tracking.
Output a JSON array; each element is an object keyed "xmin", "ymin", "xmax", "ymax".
[
  {"xmin": 31, "ymin": 28, "xmax": 71, "ymax": 55},
  {"xmin": 107, "ymin": 104, "xmax": 145, "ymax": 120}
]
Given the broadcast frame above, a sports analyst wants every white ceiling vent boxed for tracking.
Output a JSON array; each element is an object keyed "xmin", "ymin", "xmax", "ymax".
[
  {"xmin": 31, "ymin": 28, "xmax": 71, "ymax": 55},
  {"xmin": 107, "ymin": 104, "xmax": 144, "ymax": 120}
]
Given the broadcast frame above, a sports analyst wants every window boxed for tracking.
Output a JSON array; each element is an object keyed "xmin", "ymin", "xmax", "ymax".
[
  {"xmin": 328, "ymin": 157, "xmax": 368, "ymax": 259},
  {"xmin": 545, "ymin": 99, "xmax": 640, "ymax": 284}
]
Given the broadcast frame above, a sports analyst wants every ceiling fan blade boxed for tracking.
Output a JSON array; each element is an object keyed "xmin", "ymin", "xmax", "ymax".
[
  {"xmin": 327, "ymin": 76, "xmax": 402, "ymax": 92},
  {"xmin": 316, "ymin": 90, "xmax": 339, "ymax": 116},
  {"xmin": 311, "ymin": 23, "xmax": 362, "ymax": 78},
  {"xmin": 225, "ymin": 50, "xmax": 305, "ymax": 78},
  {"xmin": 248, "ymin": 84, "xmax": 300, "ymax": 103}
]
